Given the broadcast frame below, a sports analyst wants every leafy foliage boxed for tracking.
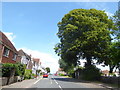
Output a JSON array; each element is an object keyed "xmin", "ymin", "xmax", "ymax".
[
  {"xmin": 2, "ymin": 63, "xmax": 15, "ymax": 77},
  {"xmin": 45, "ymin": 67, "xmax": 50, "ymax": 73},
  {"xmin": 55, "ymin": 9, "xmax": 115, "ymax": 71},
  {"xmin": 14, "ymin": 63, "xmax": 26, "ymax": 76},
  {"xmin": 2, "ymin": 63, "xmax": 26, "ymax": 77},
  {"xmin": 24, "ymin": 69, "xmax": 32, "ymax": 79},
  {"xmin": 82, "ymin": 65, "xmax": 101, "ymax": 81}
]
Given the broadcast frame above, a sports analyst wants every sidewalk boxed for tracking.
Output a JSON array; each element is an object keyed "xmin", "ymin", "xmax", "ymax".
[
  {"xmin": 2, "ymin": 76, "xmax": 43, "ymax": 88},
  {"xmin": 62, "ymin": 76, "xmax": 118, "ymax": 89}
]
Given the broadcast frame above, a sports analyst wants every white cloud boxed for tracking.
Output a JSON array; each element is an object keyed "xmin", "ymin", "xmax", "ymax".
[
  {"xmin": 105, "ymin": 11, "xmax": 114, "ymax": 17},
  {"xmin": 3, "ymin": 32, "xmax": 16, "ymax": 45},
  {"xmin": 79, "ymin": 59, "xmax": 109, "ymax": 71},
  {"xmin": 18, "ymin": 47, "xmax": 59, "ymax": 74}
]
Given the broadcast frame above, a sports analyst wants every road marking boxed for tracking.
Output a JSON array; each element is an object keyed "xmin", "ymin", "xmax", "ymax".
[
  {"xmin": 50, "ymin": 80, "xmax": 52, "ymax": 84},
  {"xmin": 58, "ymin": 85, "xmax": 63, "ymax": 90},
  {"xmin": 54, "ymin": 80, "xmax": 58, "ymax": 84},
  {"xmin": 34, "ymin": 77, "xmax": 42, "ymax": 84},
  {"xmin": 53, "ymin": 79, "xmax": 58, "ymax": 84},
  {"xmin": 52, "ymin": 76, "xmax": 63, "ymax": 90}
]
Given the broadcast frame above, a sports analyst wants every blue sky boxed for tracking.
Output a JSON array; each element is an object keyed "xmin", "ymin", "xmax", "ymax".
[{"xmin": 2, "ymin": 2, "xmax": 118, "ymax": 73}]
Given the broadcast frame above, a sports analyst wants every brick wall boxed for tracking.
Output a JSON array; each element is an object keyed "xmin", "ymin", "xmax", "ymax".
[{"xmin": 2, "ymin": 49, "xmax": 16, "ymax": 64}]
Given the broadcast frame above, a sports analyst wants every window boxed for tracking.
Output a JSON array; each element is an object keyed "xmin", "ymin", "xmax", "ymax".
[
  {"xmin": 3, "ymin": 47, "xmax": 10, "ymax": 57},
  {"xmin": 13, "ymin": 53, "xmax": 17, "ymax": 60}
]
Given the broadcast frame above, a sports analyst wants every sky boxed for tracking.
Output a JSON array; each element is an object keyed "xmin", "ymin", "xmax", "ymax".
[{"xmin": 1, "ymin": 2, "xmax": 119, "ymax": 73}]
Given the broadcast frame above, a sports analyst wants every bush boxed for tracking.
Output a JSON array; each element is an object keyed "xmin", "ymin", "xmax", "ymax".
[
  {"xmin": 2, "ymin": 63, "xmax": 15, "ymax": 77},
  {"xmin": 24, "ymin": 69, "xmax": 32, "ymax": 79},
  {"xmin": 14, "ymin": 63, "xmax": 26, "ymax": 76},
  {"xmin": 82, "ymin": 65, "xmax": 101, "ymax": 81},
  {"xmin": 31, "ymin": 73, "xmax": 36, "ymax": 78},
  {"xmin": 2, "ymin": 63, "xmax": 26, "ymax": 77},
  {"xmin": 59, "ymin": 73, "xmax": 65, "ymax": 76}
]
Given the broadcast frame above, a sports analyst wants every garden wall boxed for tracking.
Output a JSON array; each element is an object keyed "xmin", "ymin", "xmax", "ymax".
[{"xmin": 101, "ymin": 76, "xmax": 120, "ymax": 85}]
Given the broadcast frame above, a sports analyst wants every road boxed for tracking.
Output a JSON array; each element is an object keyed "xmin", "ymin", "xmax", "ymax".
[
  {"xmin": 2, "ymin": 75, "xmax": 107, "ymax": 90},
  {"xmin": 30, "ymin": 75, "xmax": 105, "ymax": 89}
]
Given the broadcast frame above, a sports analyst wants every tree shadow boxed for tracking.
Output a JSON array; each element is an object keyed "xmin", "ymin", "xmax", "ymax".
[{"xmin": 51, "ymin": 77, "xmax": 91, "ymax": 83}]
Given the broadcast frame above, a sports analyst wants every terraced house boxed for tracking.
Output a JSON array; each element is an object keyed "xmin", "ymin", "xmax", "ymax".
[{"xmin": 0, "ymin": 31, "xmax": 18, "ymax": 64}]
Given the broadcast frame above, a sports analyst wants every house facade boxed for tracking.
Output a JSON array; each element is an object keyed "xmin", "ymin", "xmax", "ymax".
[
  {"xmin": 0, "ymin": 31, "xmax": 18, "ymax": 64},
  {"xmin": 17, "ymin": 49, "xmax": 33, "ymax": 70},
  {"xmin": 32, "ymin": 58, "xmax": 42, "ymax": 74}
]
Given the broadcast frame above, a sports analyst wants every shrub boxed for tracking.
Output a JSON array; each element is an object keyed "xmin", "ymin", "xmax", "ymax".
[
  {"xmin": 2, "ymin": 63, "xmax": 15, "ymax": 77},
  {"xmin": 59, "ymin": 73, "xmax": 65, "ymax": 76},
  {"xmin": 14, "ymin": 63, "xmax": 26, "ymax": 76},
  {"xmin": 24, "ymin": 69, "xmax": 32, "ymax": 79},
  {"xmin": 2, "ymin": 63, "xmax": 26, "ymax": 77},
  {"xmin": 82, "ymin": 65, "xmax": 101, "ymax": 81}
]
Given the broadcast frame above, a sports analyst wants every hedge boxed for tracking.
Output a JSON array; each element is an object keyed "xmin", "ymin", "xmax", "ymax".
[{"xmin": 2, "ymin": 63, "xmax": 26, "ymax": 77}]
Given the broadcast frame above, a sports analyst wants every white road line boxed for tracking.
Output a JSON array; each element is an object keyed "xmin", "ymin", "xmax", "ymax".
[
  {"xmin": 51, "ymin": 81, "xmax": 52, "ymax": 84},
  {"xmin": 59, "ymin": 85, "xmax": 63, "ymax": 90},
  {"xmin": 55, "ymin": 80, "xmax": 58, "ymax": 84},
  {"xmin": 34, "ymin": 77, "xmax": 42, "ymax": 84},
  {"xmin": 52, "ymin": 76, "xmax": 63, "ymax": 90}
]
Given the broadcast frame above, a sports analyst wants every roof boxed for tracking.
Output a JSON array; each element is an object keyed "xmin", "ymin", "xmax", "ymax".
[
  {"xmin": 32, "ymin": 58, "xmax": 40, "ymax": 63},
  {"xmin": 102, "ymin": 70, "xmax": 109, "ymax": 74},
  {"xmin": 0, "ymin": 31, "xmax": 18, "ymax": 54},
  {"xmin": 18, "ymin": 49, "xmax": 31, "ymax": 60}
]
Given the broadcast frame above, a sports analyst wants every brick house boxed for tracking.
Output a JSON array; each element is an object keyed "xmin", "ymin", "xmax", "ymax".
[
  {"xmin": 0, "ymin": 31, "xmax": 18, "ymax": 64},
  {"xmin": 17, "ymin": 49, "xmax": 33, "ymax": 70}
]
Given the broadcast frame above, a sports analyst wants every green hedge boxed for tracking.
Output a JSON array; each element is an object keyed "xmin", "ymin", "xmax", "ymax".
[
  {"xmin": 2, "ymin": 63, "xmax": 26, "ymax": 77},
  {"xmin": 2, "ymin": 63, "xmax": 15, "ymax": 77},
  {"xmin": 14, "ymin": 63, "xmax": 26, "ymax": 76},
  {"xmin": 82, "ymin": 65, "xmax": 101, "ymax": 81}
]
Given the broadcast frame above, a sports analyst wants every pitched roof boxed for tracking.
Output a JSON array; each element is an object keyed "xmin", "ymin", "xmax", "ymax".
[
  {"xmin": 18, "ymin": 49, "xmax": 31, "ymax": 60},
  {"xmin": 0, "ymin": 31, "xmax": 18, "ymax": 54},
  {"xmin": 33, "ymin": 58, "xmax": 40, "ymax": 64}
]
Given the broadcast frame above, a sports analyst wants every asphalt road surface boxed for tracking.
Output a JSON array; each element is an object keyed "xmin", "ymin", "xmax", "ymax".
[{"xmin": 30, "ymin": 75, "xmax": 105, "ymax": 90}]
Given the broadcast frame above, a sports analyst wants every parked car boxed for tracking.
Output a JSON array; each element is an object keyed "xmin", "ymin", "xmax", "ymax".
[{"xmin": 43, "ymin": 73, "xmax": 48, "ymax": 78}]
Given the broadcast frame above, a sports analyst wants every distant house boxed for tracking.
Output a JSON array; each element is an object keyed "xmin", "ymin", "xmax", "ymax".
[
  {"xmin": 56, "ymin": 68, "xmax": 67, "ymax": 75},
  {"xmin": 32, "ymin": 58, "xmax": 42, "ymax": 74},
  {"xmin": 0, "ymin": 31, "xmax": 18, "ymax": 64},
  {"xmin": 17, "ymin": 49, "xmax": 33, "ymax": 70},
  {"xmin": 101, "ymin": 70, "xmax": 109, "ymax": 76},
  {"xmin": 101, "ymin": 70, "xmax": 119, "ymax": 77}
]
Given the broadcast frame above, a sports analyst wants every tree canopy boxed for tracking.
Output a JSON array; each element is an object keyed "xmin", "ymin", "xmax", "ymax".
[{"xmin": 55, "ymin": 9, "xmax": 116, "ymax": 69}]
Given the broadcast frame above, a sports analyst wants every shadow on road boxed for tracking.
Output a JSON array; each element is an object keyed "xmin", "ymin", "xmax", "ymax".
[{"xmin": 51, "ymin": 77, "xmax": 91, "ymax": 83}]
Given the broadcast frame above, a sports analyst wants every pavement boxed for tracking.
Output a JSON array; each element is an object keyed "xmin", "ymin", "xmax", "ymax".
[{"xmin": 2, "ymin": 76, "xmax": 43, "ymax": 88}]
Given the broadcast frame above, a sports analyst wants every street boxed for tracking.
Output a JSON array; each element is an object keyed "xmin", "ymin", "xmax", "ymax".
[
  {"xmin": 30, "ymin": 75, "xmax": 105, "ymax": 89},
  {"xmin": 2, "ymin": 75, "xmax": 108, "ymax": 90}
]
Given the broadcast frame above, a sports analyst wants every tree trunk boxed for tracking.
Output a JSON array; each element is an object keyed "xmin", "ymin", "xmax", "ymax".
[
  {"xmin": 7, "ymin": 68, "xmax": 15, "ymax": 85},
  {"xmin": 109, "ymin": 65, "xmax": 115, "ymax": 74},
  {"xmin": 85, "ymin": 57, "xmax": 92, "ymax": 67}
]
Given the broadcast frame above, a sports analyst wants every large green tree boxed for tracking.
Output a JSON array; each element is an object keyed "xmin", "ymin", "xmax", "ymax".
[
  {"xmin": 106, "ymin": 8, "xmax": 120, "ymax": 73},
  {"xmin": 55, "ymin": 9, "xmax": 115, "ymax": 68}
]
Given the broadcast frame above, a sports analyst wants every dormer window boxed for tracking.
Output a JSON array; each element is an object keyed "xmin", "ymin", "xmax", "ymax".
[{"xmin": 3, "ymin": 47, "xmax": 10, "ymax": 57}]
